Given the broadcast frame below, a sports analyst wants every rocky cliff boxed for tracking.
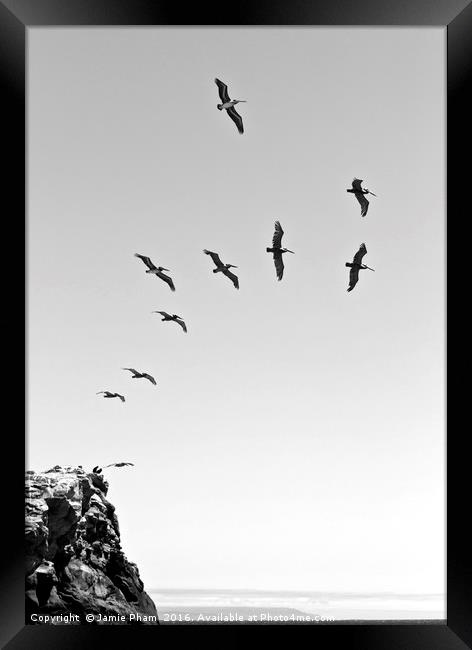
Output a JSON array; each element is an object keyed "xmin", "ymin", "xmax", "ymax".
[{"xmin": 25, "ymin": 466, "xmax": 159, "ymax": 625}]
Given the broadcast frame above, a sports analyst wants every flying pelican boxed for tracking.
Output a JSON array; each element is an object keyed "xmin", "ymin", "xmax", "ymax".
[
  {"xmin": 346, "ymin": 243, "xmax": 375, "ymax": 292},
  {"xmin": 134, "ymin": 253, "xmax": 175, "ymax": 291},
  {"xmin": 152, "ymin": 311, "xmax": 187, "ymax": 333},
  {"xmin": 96, "ymin": 391, "xmax": 125, "ymax": 403},
  {"xmin": 346, "ymin": 178, "xmax": 377, "ymax": 217},
  {"xmin": 266, "ymin": 221, "xmax": 294, "ymax": 281},
  {"xmin": 203, "ymin": 249, "xmax": 239, "ymax": 289},
  {"xmin": 122, "ymin": 368, "xmax": 157, "ymax": 385},
  {"xmin": 215, "ymin": 78, "xmax": 246, "ymax": 134},
  {"xmin": 105, "ymin": 462, "xmax": 134, "ymax": 468}
]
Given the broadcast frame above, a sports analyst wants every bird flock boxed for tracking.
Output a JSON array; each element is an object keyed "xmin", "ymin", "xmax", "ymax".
[{"xmin": 96, "ymin": 77, "xmax": 378, "ymax": 407}]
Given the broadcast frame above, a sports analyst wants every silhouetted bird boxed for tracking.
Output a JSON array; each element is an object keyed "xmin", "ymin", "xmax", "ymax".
[
  {"xmin": 346, "ymin": 178, "xmax": 377, "ymax": 217},
  {"xmin": 134, "ymin": 254, "xmax": 175, "ymax": 291},
  {"xmin": 105, "ymin": 462, "xmax": 134, "ymax": 468},
  {"xmin": 122, "ymin": 367, "xmax": 157, "ymax": 385},
  {"xmin": 96, "ymin": 391, "xmax": 125, "ymax": 403},
  {"xmin": 346, "ymin": 243, "xmax": 375, "ymax": 292},
  {"xmin": 203, "ymin": 249, "xmax": 239, "ymax": 289},
  {"xmin": 266, "ymin": 221, "xmax": 294, "ymax": 281},
  {"xmin": 152, "ymin": 311, "xmax": 187, "ymax": 333},
  {"xmin": 215, "ymin": 78, "xmax": 246, "ymax": 134}
]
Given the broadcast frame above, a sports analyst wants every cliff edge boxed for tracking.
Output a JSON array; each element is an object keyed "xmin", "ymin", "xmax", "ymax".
[{"xmin": 25, "ymin": 465, "xmax": 159, "ymax": 625}]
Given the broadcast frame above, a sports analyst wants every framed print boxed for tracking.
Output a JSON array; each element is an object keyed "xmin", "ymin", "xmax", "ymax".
[{"xmin": 1, "ymin": 0, "xmax": 468, "ymax": 647}]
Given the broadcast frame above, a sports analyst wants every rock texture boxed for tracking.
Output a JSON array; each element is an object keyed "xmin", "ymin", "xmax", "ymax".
[{"xmin": 25, "ymin": 466, "xmax": 159, "ymax": 625}]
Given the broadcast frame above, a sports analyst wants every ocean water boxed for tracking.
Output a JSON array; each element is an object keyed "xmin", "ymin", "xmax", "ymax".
[{"xmin": 150, "ymin": 589, "xmax": 445, "ymax": 624}]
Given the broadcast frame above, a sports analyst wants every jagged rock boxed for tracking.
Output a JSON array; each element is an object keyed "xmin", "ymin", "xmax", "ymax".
[{"xmin": 25, "ymin": 466, "xmax": 159, "ymax": 625}]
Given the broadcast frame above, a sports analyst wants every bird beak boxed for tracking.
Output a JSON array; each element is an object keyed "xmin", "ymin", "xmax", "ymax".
[
  {"xmin": 287, "ymin": 249, "xmax": 295, "ymax": 254},
  {"xmin": 161, "ymin": 268, "xmax": 171, "ymax": 272}
]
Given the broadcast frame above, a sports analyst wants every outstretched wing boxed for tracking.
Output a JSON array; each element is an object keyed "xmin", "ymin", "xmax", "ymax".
[
  {"xmin": 203, "ymin": 249, "xmax": 223, "ymax": 267},
  {"xmin": 347, "ymin": 267, "xmax": 360, "ymax": 292},
  {"xmin": 116, "ymin": 394, "xmax": 125, "ymax": 402},
  {"xmin": 273, "ymin": 252, "xmax": 284, "ymax": 281},
  {"xmin": 135, "ymin": 253, "xmax": 156, "ymax": 271},
  {"xmin": 353, "ymin": 243, "xmax": 367, "ymax": 265},
  {"xmin": 226, "ymin": 106, "xmax": 244, "ymax": 134},
  {"xmin": 222, "ymin": 268, "xmax": 239, "ymax": 289},
  {"xmin": 176, "ymin": 318, "xmax": 187, "ymax": 333},
  {"xmin": 122, "ymin": 367, "xmax": 139, "ymax": 376},
  {"xmin": 352, "ymin": 178, "xmax": 364, "ymax": 191},
  {"xmin": 215, "ymin": 78, "xmax": 231, "ymax": 103},
  {"xmin": 142, "ymin": 373, "xmax": 157, "ymax": 385},
  {"xmin": 158, "ymin": 271, "xmax": 176, "ymax": 292},
  {"xmin": 155, "ymin": 311, "xmax": 171, "ymax": 318},
  {"xmin": 355, "ymin": 193, "xmax": 369, "ymax": 217},
  {"xmin": 272, "ymin": 221, "xmax": 284, "ymax": 248}
]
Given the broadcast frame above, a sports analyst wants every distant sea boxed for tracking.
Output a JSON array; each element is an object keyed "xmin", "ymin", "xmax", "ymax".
[{"xmin": 149, "ymin": 589, "xmax": 445, "ymax": 624}]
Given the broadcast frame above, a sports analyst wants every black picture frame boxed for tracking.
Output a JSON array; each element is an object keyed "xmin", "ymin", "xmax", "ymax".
[{"xmin": 2, "ymin": 0, "xmax": 467, "ymax": 646}]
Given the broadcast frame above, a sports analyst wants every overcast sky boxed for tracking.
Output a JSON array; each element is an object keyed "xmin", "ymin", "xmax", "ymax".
[{"xmin": 28, "ymin": 27, "xmax": 445, "ymax": 598}]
